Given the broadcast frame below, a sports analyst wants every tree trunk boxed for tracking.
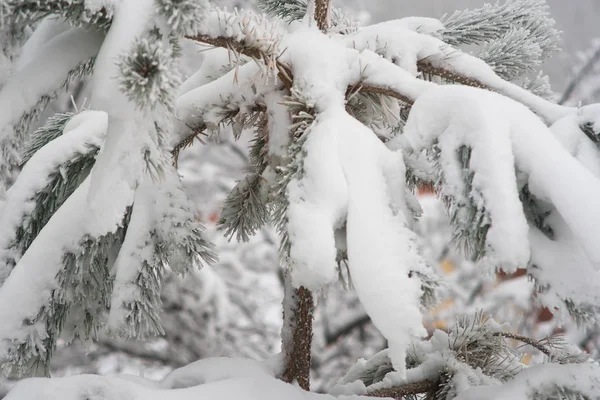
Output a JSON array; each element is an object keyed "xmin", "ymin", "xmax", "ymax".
[
  {"xmin": 280, "ymin": 272, "xmax": 314, "ymax": 390},
  {"xmin": 314, "ymin": 0, "xmax": 330, "ymax": 32}
]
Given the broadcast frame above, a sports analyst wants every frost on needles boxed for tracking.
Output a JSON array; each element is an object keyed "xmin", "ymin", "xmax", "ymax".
[{"xmin": 0, "ymin": 0, "xmax": 600, "ymax": 399}]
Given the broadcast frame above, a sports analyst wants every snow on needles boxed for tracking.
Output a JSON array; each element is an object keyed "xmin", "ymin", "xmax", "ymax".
[
  {"xmin": 0, "ymin": 111, "xmax": 107, "ymax": 284},
  {"xmin": 0, "ymin": 112, "xmax": 107, "ymax": 350},
  {"xmin": 272, "ymin": 26, "xmax": 427, "ymax": 375},
  {"xmin": 402, "ymin": 84, "xmax": 600, "ymax": 314}
]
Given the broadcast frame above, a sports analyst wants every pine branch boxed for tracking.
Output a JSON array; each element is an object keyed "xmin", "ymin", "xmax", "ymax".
[
  {"xmin": 417, "ymin": 60, "xmax": 488, "ymax": 89},
  {"xmin": 171, "ymin": 123, "xmax": 207, "ymax": 167},
  {"xmin": 257, "ymin": 0, "xmax": 307, "ymax": 22},
  {"xmin": 4, "ymin": 0, "xmax": 113, "ymax": 30},
  {"xmin": 493, "ymin": 332, "xmax": 552, "ymax": 358}
]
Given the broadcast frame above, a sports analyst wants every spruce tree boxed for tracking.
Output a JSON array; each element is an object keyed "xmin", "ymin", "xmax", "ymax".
[{"xmin": 1, "ymin": 0, "xmax": 600, "ymax": 399}]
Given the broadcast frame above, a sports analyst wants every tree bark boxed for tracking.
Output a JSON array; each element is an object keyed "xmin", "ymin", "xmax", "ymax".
[
  {"xmin": 367, "ymin": 380, "xmax": 438, "ymax": 398},
  {"xmin": 280, "ymin": 272, "xmax": 314, "ymax": 391},
  {"xmin": 314, "ymin": 0, "xmax": 331, "ymax": 32}
]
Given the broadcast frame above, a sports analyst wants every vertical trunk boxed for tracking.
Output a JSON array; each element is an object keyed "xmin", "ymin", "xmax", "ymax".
[
  {"xmin": 280, "ymin": 272, "xmax": 314, "ymax": 390},
  {"xmin": 314, "ymin": 0, "xmax": 331, "ymax": 32}
]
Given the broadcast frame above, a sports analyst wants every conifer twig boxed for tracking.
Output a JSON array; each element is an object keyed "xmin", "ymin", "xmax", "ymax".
[
  {"xmin": 493, "ymin": 332, "xmax": 554, "ymax": 359},
  {"xmin": 171, "ymin": 123, "xmax": 207, "ymax": 167},
  {"xmin": 417, "ymin": 60, "xmax": 488, "ymax": 89}
]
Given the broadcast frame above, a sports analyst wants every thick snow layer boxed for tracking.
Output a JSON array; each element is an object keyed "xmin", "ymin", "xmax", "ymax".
[
  {"xmin": 402, "ymin": 85, "xmax": 600, "ymax": 268},
  {"xmin": 550, "ymin": 104, "xmax": 600, "ymax": 178},
  {"xmin": 0, "ymin": 111, "xmax": 107, "ymax": 283},
  {"xmin": 199, "ymin": 9, "xmax": 283, "ymax": 63},
  {"xmin": 0, "ymin": 27, "xmax": 102, "ymax": 130},
  {"xmin": 159, "ymin": 356, "xmax": 280, "ymax": 388},
  {"xmin": 286, "ymin": 105, "xmax": 426, "ymax": 376},
  {"xmin": 281, "ymin": 27, "xmax": 360, "ymax": 110},
  {"xmin": 402, "ymin": 85, "xmax": 530, "ymax": 272},
  {"xmin": 285, "ymin": 111, "xmax": 350, "ymax": 291},
  {"xmin": 0, "ymin": 114, "xmax": 107, "ymax": 349},
  {"xmin": 344, "ymin": 19, "xmax": 573, "ymax": 124},
  {"xmin": 16, "ymin": 19, "xmax": 71, "ymax": 71},
  {"xmin": 86, "ymin": 0, "xmax": 165, "ymax": 237},
  {"xmin": 264, "ymin": 90, "xmax": 291, "ymax": 161},
  {"xmin": 0, "ymin": 26, "xmax": 104, "ymax": 186},
  {"xmin": 107, "ymin": 179, "xmax": 156, "ymax": 333},
  {"xmin": 358, "ymin": 50, "xmax": 436, "ymax": 102},
  {"xmin": 4, "ymin": 373, "xmax": 368, "ymax": 400},
  {"xmin": 175, "ymin": 60, "xmax": 276, "ymax": 144},
  {"xmin": 178, "ymin": 47, "xmax": 234, "ymax": 96},
  {"xmin": 0, "ymin": 175, "xmax": 92, "ymax": 353},
  {"xmin": 455, "ymin": 363, "xmax": 600, "ymax": 400},
  {"xmin": 528, "ymin": 213, "xmax": 600, "ymax": 322}
]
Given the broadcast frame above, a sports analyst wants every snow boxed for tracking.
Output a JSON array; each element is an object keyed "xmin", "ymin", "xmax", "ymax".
[
  {"xmin": 0, "ymin": 111, "xmax": 112, "ymax": 355},
  {"xmin": 402, "ymin": 85, "xmax": 600, "ymax": 270},
  {"xmin": 159, "ymin": 356, "xmax": 279, "ymax": 388},
  {"xmin": 401, "ymin": 85, "xmax": 531, "ymax": 272},
  {"xmin": 358, "ymin": 50, "xmax": 436, "ymax": 102},
  {"xmin": 285, "ymin": 105, "xmax": 427, "ymax": 376},
  {"xmin": 16, "ymin": 18, "xmax": 70, "ymax": 72},
  {"xmin": 285, "ymin": 110, "xmax": 350, "ymax": 291},
  {"xmin": 175, "ymin": 61, "xmax": 274, "ymax": 142},
  {"xmin": 338, "ymin": 112, "xmax": 428, "ymax": 376},
  {"xmin": 0, "ymin": 175, "xmax": 92, "ymax": 353},
  {"xmin": 528, "ymin": 213, "xmax": 600, "ymax": 323},
  {"xmin": 345, "ymin": 21, "xmax": 445, "ymax": 76},
  {"xmin": 86, "ymin": 0, "xmax": 165, "ymax": 237},
  {"xmin": 107, "ymin": 179, "xmax": 156, "ymax": 334},
  {"xmin": 264, "ymin": 90, "xmax": 291, "ymax": 161},
  {"xmin": 344, "ymin": 19, "xmax": 573, "ymax": 124},
  {"xmin": 455, "ymin": 363, "xmax": 600, "ymax": 400},
  {"xmin": 282, "ymin": 27, "xmax": 359, "ymax": 110},
  {"xmin": 178, "ymin": 47, "xmax": 234, "ymax": 96},
  {"xmin": 0, "ymin": 26, "xmax": 104, "ymax": 185},
  {"xmin": 199, "ymin": 9, "xmax": 283, "ymax": 66},
  {"xmin": 550, "ymin": 104, "xmax": 600, "ymax": 178},
  {"xmin": 0, "ymin": 111, "xmax": 107, "ymax": 284},
  {"xmin": 4, "ymin": 366, "xmax": 371, "ymax": 400}
]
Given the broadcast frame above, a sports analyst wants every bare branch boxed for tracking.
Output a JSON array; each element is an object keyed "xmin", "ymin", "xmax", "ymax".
[
  {"xmin": 326, "ymin": 314, "xmax": 371, "ymax": 345},
  {"xmin": 559, "ymin": 43, "xmax": 600, "ymax": 105}
]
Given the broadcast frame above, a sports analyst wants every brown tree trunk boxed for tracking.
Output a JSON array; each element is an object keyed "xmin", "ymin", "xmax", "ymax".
[
  {"xmin": 280, "ymin": 272, "xmax": 314, "ymax": 390},
  {"xmin": 314, "ymin": 0, "xmax": 330, "ymax": 32}
]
